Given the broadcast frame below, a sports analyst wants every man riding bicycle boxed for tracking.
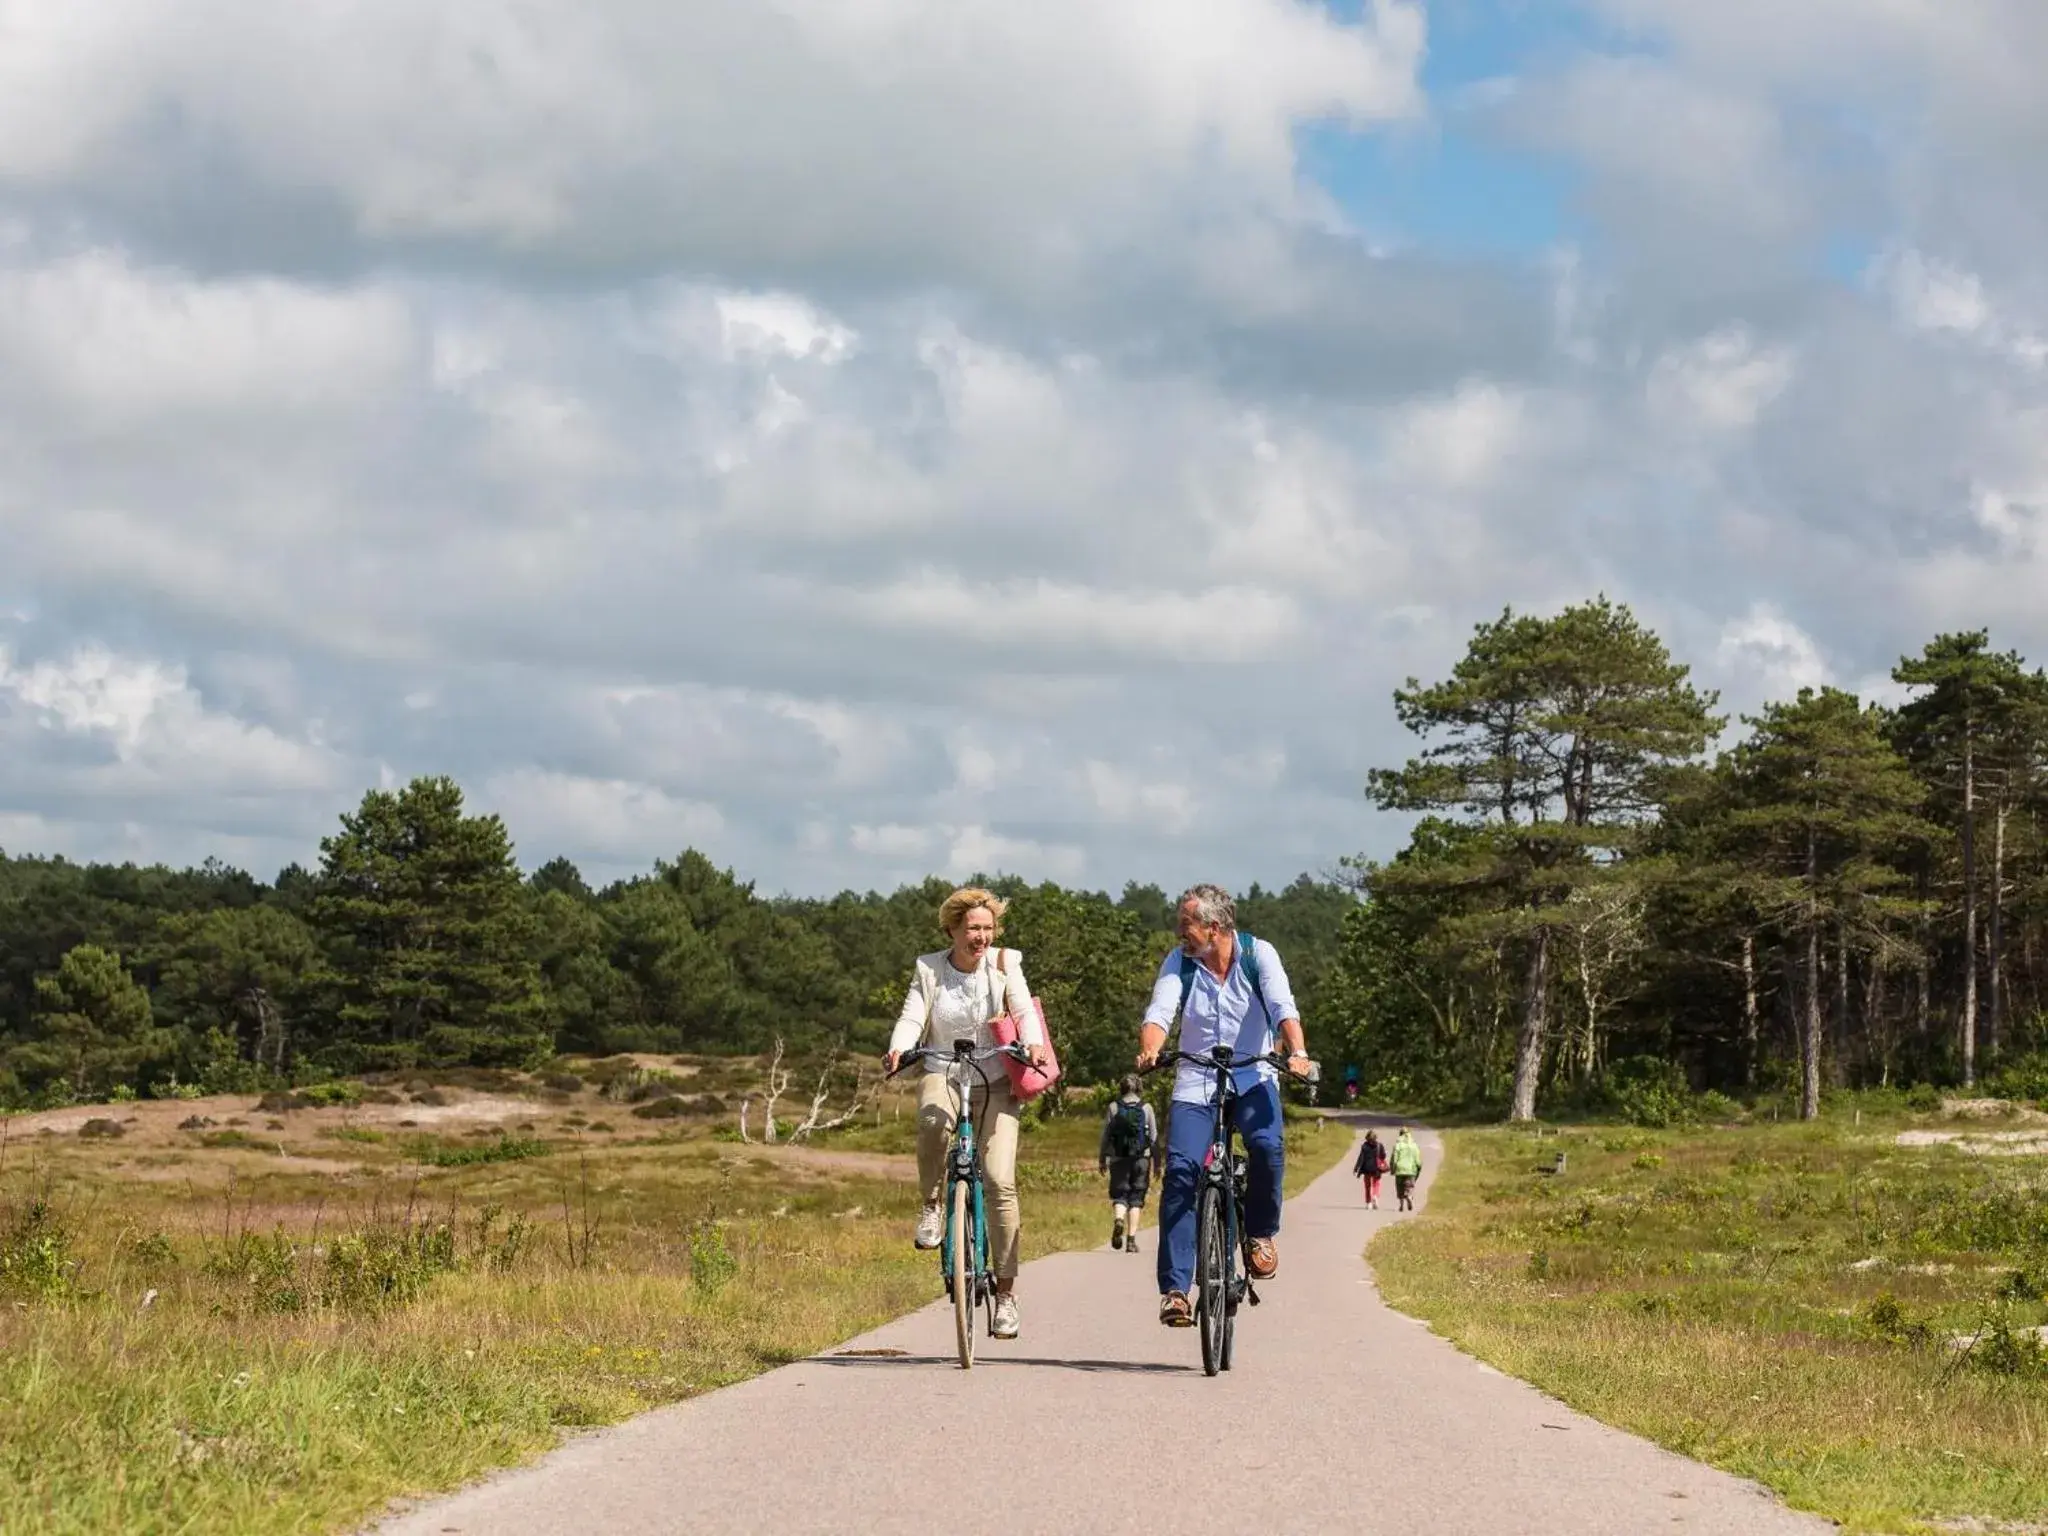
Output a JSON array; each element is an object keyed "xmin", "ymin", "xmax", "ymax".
[{"xmin": 1135, "ymin": 883, "xmax": 1311, "ymax": 1328}]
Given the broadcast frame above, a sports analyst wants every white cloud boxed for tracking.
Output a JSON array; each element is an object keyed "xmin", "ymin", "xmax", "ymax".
[
  {"xmin": 1648, "ymin": 328, "xmax": 1796, "ymax": 433},
  {"xmin": 1385, "ymin": 380, "xmax": 1537, "ymax": 489},
  {"xmin": 945, "ymin": 824, "xmax": 1085, "ymax": 883},
  {"xmin": 0, "ymin": 643, "xmax": 341, "ymax": 796},
  {"xmin": 716, "ymin": 292, "xmax": 857, "ymax": 364},
  {"xmin": 847, "ymin": 572, "xmax": 1300, "ymax": 662},
  {"xmin": 849, "ymin": 823, "xmax": 939, "ymax": 862},
  {"xmin": 1082, "ymin": 761, "xmax": 1198, "ymax": 835},
  {"xmin": 1715, "ymin": 606, "xmax": 1831, "ymax": 703},
  {"xmin": 477, "ymin": 769, "xmax": 725, "ymax": 865},
  {"xmin": 0, "ymin": 0, "xmax": 1425, "ymax": 286},
  {"xmin": 0, "ymin": 250, "xmax": 412, "ymax": 425},
  {"xmin": 1877, "ymin": 249, "xmax": 2047, "ymax": 369}
]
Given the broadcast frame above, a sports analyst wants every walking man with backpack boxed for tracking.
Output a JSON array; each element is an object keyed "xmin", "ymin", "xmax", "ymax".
[
  {"xmin": 1098, "ymin": 1074, "xmax": 1159, "ymax": 1254},
  {"xmin": 1136, "ymin": 883, "xmax": 1312, "ymax": 1328}
]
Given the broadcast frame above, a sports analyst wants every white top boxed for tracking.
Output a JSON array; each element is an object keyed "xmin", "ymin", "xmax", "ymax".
[
  {"xmin": 890, "ymin": 947, "xmax": 1043, "ymax": 1071},
  {"xmin": 1141, "ymin": 935, "xmax": 1298, "ymax": 1106}
]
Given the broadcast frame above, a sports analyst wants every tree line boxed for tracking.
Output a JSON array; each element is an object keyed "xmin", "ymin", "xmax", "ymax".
[
  {"xmin": 8, "ymin": 596, "xmax": 2046, "ymax": 1122},
  {"xmin": 1337, "ymin": 599, "xmax": 2048, "ymax": 1120},
  {"xmin": 0, "ymin": 775, "xmax": 1351, "ymax": 1109}
]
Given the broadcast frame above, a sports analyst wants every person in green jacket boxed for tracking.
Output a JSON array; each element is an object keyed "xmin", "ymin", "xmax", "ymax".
[{"xmin": 1389, "ymin": 1127, "xmax": 1423, "ymax": 1211}]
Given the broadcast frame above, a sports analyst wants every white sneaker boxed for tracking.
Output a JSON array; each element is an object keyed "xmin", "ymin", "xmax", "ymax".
[
  {"xmin": 992, "ymin": 1293, "xmax": 1020, "ymax": 1339},
  {"xmin": 914, "ymin": 1203, "xmax": 944, "ymax": 1250}
]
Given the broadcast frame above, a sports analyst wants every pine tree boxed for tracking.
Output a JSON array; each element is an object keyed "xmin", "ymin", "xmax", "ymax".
[
  {"xmin": 10, "ymin": 944, "xmax": 169, "ymax": 1098},
  {"xmin": 307, "ymin": 777, "xmax": 549, "ymax": 1070},
  {"xmin": 1892, "ymin": 633, "xmax": 2038, "ymax": 1083},
  {"xmin": 1369, "ymin": 598, "xmax": 1722, "ymax": 1120},
  {"xmin": 1724, "ymin": 689, "xmax": 1929, "ymax": 1118}
]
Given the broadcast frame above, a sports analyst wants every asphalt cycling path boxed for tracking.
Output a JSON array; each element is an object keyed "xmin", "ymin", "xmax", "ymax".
[{"xmin": 372, "ymin": 1117, "xmax": 1829, "ymax": 1536}]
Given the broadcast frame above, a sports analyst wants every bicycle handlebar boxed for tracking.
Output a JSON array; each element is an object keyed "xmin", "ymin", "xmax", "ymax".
[
  {"xmin": 885, "ymin": 1041, "xmax": 1031, "ymax": 1081},
  {"xmin": 1141, "ymin": 1048, "xmax": 1304, "ymax": 1076}
]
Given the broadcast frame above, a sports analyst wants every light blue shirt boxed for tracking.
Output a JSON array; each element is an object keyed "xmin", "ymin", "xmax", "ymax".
[{"xmin": 1143, "ymin": 936, "xmax": 1299, "ymax": 1106}]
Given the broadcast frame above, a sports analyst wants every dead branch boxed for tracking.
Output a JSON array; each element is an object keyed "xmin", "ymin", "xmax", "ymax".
[
  {"xmin": 735, "ymin": 1036, "xmax": 794, "ymax": 1144},
  {"xmin": 790, "ymin": 1059, "xmax": 876, "ymax": 1143}
]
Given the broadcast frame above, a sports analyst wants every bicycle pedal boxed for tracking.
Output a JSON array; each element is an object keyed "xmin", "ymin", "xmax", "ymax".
[{"xmin": 1245, "ymin": 1283, "xmax": 1261, "ymax": 1307}]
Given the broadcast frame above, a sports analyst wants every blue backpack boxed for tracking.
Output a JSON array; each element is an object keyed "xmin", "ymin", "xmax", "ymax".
[{"xmin": 1174, "ymin": 932, "xmax": 1274, "ymax": 1040}]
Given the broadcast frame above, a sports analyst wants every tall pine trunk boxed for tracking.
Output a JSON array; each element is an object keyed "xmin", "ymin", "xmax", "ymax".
[
  {"xmin": 1961, "ymin": 731, "xmax": 1978, "ymax": 1085},
  {"xmin": 1740, "ymin": 932, "xmax": 1760, "ymax": 1088},
  {"xmin": 1989, "ymin": 800, "xmax": 2008, "ymax": 1063},
  {"xmin": 1864, "ymin": 956, "xmax": 1890, "ymax": 1086},
  {"xmin": 1802, "ymin": 922, "xmax": 1823, "ymax": 1119},
  {"xmin": 1915, "ymin": 861, "xmax": 1932, "ymax": 1049},
  {"xmin": 1834, "ymin": 921, "xmax": 1852, "ymax": 1087},
  {"xmin": 1509, "ymin": 926, "xmax": 1550, "ymax": 1123},
  {"xmin": 1802, "ymin": 826, "xmax": 1822, "ymax": 1120}
]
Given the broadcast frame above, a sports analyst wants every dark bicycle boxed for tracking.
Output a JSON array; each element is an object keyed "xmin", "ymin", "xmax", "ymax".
[
  {"xmin": 1144, "ymin": 1045, "xmax": 1308, "ymax": 1376},
  {"xmin": 887, "ymin": 1038, "xmax": 1030, "ymax": 1369}
]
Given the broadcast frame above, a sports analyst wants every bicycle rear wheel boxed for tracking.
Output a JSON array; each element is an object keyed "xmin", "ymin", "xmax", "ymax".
[
  {"xmin": 1196, "ymin": 1183, "xmax": 1225, "ymax": 1377},
  {"xmin": 951, "ymin": 1177, "xmax": 975, "ymax": 1370},
  {"xmin": 1220, "ymin": 1197, "xmax": 1239, "ymax": 1372}
]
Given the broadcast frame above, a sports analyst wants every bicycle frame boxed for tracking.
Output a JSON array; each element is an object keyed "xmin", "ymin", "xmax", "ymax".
[
  {"xmin": 888, "ymin": 1038, "xmax": 1027, "ymax": 1361},
  {"xmin": 1191, "ymin": 1048, "xmax": 1258, "ymax": 1311},
  {"xmin": 941, "ymin": 1062, "xmax": 989, "ymax": 1308}
]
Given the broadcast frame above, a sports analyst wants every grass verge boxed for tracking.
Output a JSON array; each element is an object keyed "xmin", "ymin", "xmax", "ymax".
[
  {"xmin": 1370, "ymin": 1110, "xmax": 2048, "ymax": 1535},
  {"xmin": 3, "ymin": 1104, "xmax": 1348, "ymax": 1535}
]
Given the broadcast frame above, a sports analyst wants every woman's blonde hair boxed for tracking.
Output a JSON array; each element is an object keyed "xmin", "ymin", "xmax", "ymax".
[{"xmin": 938, "ymin": 886, "xmax": 1007, "ymax": 938}]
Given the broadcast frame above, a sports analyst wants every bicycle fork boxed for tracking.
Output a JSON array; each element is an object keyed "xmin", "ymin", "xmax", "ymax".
[{"xmin": 944, "ymin": 1138, "xmax": 984, "ymax": 1307}]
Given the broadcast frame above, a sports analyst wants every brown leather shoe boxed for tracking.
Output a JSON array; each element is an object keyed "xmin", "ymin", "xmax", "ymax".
[{"xmin": 1247, "ymin": 1237, "xmax": 1278, "ymax": 1279}]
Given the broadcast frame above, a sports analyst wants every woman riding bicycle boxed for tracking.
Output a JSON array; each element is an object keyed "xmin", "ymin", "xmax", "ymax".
[{"xmin": 887, "ymin": 887, "xmax": 1048, "ymax": 1341}]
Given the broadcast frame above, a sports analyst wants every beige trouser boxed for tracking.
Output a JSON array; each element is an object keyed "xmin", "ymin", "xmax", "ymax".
[{"xmin": 917, "ymin": 1070, "xmax": 1022, "ymax": 1281}]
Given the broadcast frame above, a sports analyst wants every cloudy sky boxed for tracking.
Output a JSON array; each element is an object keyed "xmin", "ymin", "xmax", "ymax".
[{"xmin": 3, "ymin": 1, "xmax": 2046, "ymax": 897}]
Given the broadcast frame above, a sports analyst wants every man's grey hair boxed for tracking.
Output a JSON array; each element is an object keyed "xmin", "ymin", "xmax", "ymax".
[{"xmin": 1177, "ymin": 883, "xmax": 1237, "ymax": 931}]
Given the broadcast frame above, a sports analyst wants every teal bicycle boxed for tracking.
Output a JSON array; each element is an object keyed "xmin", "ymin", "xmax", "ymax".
[{"xmin": 889, "ymin": 1038, "xmax": 1029, "ymax": 1369}]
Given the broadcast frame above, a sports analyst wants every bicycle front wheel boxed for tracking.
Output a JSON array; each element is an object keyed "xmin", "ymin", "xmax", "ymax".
[
  {"xmin": 1196, "ymin": 1183, "xmax": 1225, "ymax": 1377},
  {"xmin": 951, "ymin": 1177, "xmax": 975, "ymax": 1370},
  {"xmin": 1220, "ymin": 1203, "xmax": 1239, "ymax": 1372}
]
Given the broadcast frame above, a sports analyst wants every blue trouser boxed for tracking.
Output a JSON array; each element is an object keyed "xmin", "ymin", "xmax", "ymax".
[{"xmin": 1156, "ymin": 1078, "xmax": 1285, "ymax": 1295}]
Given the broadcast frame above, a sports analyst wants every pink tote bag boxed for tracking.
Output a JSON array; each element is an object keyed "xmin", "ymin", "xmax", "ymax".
[{"xmin": 989, "ymin": 950, "xmax": 1060, "ymax": 1100}]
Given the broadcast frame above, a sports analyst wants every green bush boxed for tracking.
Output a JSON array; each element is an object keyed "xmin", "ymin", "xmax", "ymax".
[
  {"xmin": 1, "ymin": 1197, "xmax": 77, "ymax": 1300},
  {"xmin": 1693, "ymin": 1090, "xmax": 1743, "ymax": 1122},
  {"xmin": 321, "ymin": 1222, "xmax": 458, "ymax": 1310},
  {"xmin": 204, "ymin": 1228, "xmax": 304, "ymax": 1314},
  {"xmin": 1860, "ymin": 1291, "xmax": 1930, "ymax": 1346},
  {"xmin": 412, "ymin": 1134, "xmax": 549, "ymax": 1168},
  {"xmin": 300, "ymin": 1080, "xmax": 365, "ymax": 1108},
  {"xmin": 688, "ymin": 1220, "xmax": 738, "ymax": 1294},
  {"xmin": 1972, "ymin": 1316, "xmax": 2048, "ymax": 1379},
  {"xmin": 1986, "ymin": 1054, "xmax": 2048, "ymax": 1106},
  {"xmin": 128, "ymin": 1230, "xmax": 179, "ymax": 1270},
  {"xmin": 1604, "ymin": 1056, "xmax": 1694, "ymax": 1128}
]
